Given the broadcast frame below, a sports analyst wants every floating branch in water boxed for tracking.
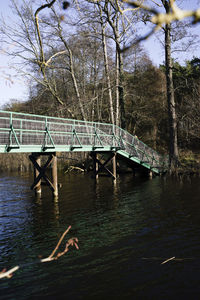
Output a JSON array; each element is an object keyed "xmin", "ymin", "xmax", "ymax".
[
  {"xmin": 0, "ymin": 266, "xmax": 19, "ymax": 279},
  {"xmin": 161, "ymin": 256, "xmax": 175, "ymax": 265},
  {"xmin": 64, "ymin": 166, "xmax": 85, "ymax": 173},
  {"xmin": 41, "ymin": 225, "xmax": 79, "ymax": 262},
  {"xmin": 0, "ymin": 226, "xmax": 78, "ymax": 279},
  {"xmin": 142, "ymin": 257, "xmax": 194, "ymax": 264}
]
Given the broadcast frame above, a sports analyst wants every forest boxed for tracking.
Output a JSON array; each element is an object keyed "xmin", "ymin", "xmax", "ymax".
[{"xmin": 1, "ymin": 0, "xmax": 200, "ymax": 171}]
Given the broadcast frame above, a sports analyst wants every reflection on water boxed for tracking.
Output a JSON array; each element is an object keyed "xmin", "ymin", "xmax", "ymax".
[{"xmin": 0, "ymin": 171, "xmax": 200, "ymax": 299}]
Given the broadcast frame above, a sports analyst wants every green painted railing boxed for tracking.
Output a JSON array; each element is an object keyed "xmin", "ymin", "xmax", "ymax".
[{"xmin": 0, "ymin": 110, "xmax": 168, "ymax": 173}]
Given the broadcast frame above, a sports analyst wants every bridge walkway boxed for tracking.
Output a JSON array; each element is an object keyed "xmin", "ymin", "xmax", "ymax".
[{"xmin": 0, "ymin": 111, "xmax": 168, "ymax": 196}]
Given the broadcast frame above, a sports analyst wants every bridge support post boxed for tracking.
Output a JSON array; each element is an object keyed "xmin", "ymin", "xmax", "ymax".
[
  {"xmin": 29, "ymin": 152, "xmax": 58, "ymax": 198},
  {"xmin": 90, "ymin": 151, "xmax": 117, "ymax": 180},
  {"xmin": 34, "ymin": 155, "xmax": 41, "ymax": 197},
  {"xmin": 112, "ymin": 152, "xmax": 117, "ymax": 180},
  {"xmin": 91, "ymin": 152, "xmax": 99, "ymax": 179},
  {"xmin": 149, "ymin": 170, "xmax": 153, "ymax": 178},
  {"xmin": 52, "ymin": 154, "xmax": 58, "ymax": 198}
]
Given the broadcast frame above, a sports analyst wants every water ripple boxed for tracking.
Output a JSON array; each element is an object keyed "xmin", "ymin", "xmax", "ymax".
[{"xmin": 0, "ymin": 173, "xmax": 200, "ymax": 299}]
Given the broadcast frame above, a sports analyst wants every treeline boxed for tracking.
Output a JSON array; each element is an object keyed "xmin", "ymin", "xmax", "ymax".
[
  {"xmin": 4, "ymin": 56, "xmax": 200, "ymax": 154},
  {"xmin": 1, "ymin": 1, "xmax": 200, "ymax": 164}
]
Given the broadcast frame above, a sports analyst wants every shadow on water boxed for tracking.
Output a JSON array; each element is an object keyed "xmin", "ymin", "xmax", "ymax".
[{"xmin": 0, "ymin": 171, "xmax": 200, "ymax": 299}]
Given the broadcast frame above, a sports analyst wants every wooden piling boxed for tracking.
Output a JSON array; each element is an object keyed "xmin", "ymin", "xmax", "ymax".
[
  {"xmin": 90, "ymin": 151, "xmax": 117, "ymax": 180},
  {"xmin": 34, "ymin": 155, "xmax": 41, "ymax": 196},
  {"xmin": 149, "ymin": 170, "xmax": 153, "ymax": 178},
  {"xmin": 95, "ymin": 152, "xmax": 99, "ymax": 180},
  {"xmin": 112, "ymin": 153, "xmax": 117, "ymax": 180},
  {"xmin": 29, "ymin": 152, "xmax": 59, "ymax": 198},
  {"xmin": 52, "ymin": 153, "xmax": 58, "ymax": 198}
]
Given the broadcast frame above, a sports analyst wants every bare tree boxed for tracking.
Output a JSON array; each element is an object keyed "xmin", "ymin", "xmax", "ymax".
[
  {"xmin": 161, "ymin": 0, "xmax": 179, "ymax": 168},
  {"xmin": 98, "ymin": 2, "xmax": 115, "ymax": 124},
  {"xmin": 78, "ymin": 0, "xmax": 140, "ymax": 128},
  {"xmin": 118, "ymin": 0, "xmax": 200, "ymax": 169},
  {"xmin": 100, "ymin": 0, "xmax": 127, "ymax": 128},
  {"xmin": 0, "ymin": 0, "xmax": 88, "ymax": 119}
]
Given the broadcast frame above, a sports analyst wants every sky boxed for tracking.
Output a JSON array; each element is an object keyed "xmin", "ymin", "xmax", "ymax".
[
  {"xmin": 0, "ymin": 1, "xmax": 29, "ymax": 107},
  {"xmin": 0, "ymin": 0, "xmax": 200, "ymax": 108}
]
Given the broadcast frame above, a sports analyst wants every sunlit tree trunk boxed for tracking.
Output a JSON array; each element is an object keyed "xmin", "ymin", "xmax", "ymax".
[
  {"xmin": 99, "ymin": 4, "xmax": 115, "ymax": 125},
  {"xmin": 162, "ymin": 0, "xmax": 179, "ymax": 169},
  {"xmin": 55, "ymin": 14, "xmax": 86, "ymax": 121},
  {"xmin": 104, "ymin": 5, "xmax": 126, "ymax": 128},
  {"xmin": 117, "ymin": 38, "xmax": 126, "ymax": 129}
]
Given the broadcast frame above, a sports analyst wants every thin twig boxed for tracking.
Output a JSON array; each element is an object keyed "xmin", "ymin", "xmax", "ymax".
[
  {"xmin": 121, "ymin": 0, "xmax": 200, "ymax": 51},
  {"xmin": 142, "ymin": 257, "xmax": 194, "ymax": 262},
  {"xmin": 161, "ymin": 256, "xmax": 176, "ymax": 265},
  {"xmin": 121, "ymin": 24, "xmax": 160, "ymax": 51}
]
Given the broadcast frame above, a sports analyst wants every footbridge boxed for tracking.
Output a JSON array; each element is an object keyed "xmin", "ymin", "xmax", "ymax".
[{"xmin": 0, "ymin": 110, "xmax": 168, "ymax": 197}]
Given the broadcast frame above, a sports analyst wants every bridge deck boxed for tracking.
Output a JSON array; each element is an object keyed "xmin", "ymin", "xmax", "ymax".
[{"xmin": 0, "ymin": 110, "xmax": 168, "ymax": 174}]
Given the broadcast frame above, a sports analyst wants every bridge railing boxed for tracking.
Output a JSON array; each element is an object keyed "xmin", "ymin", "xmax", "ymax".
[
  {"xmin": 0, "ymin": 110, "xmax": 168, "ymax": 170},
  {"xmin": 0, "ymin": 110, "xmax": 119, "ymax": 151},
  {"xmin": 113, "ymin": 126, "xmax": 168, "ymax": 169}
]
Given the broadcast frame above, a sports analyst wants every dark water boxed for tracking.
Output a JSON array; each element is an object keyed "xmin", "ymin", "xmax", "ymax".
[{"xmin": 0, "ymin": 171, "xmax": 200, "ymax": 299}]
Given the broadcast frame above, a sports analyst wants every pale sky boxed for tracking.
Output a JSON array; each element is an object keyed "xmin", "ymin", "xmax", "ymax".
[
  {"xmin": 0, "ymin": 0, "xmax": 29, "ymax": 107},
  {"xmin": 0, "ymin": 0, "xmax": 200, "ymax": 108}
]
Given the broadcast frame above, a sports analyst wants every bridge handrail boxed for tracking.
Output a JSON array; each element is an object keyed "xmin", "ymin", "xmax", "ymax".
[
  {"xmin": 0, "ymin": 110, "xmax": 169, "ymax": 170},
  {"xmin": 114, "ymin": 126, "xmax": 168, "ymax": 168}
]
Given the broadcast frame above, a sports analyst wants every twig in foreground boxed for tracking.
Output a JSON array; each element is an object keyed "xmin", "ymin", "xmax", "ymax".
[
  {"xmin": 41, "ymin": 225, "xmax": 79, "ymax": 262},
  {"xmin": 0, "ymin": 266, "xmax": 19, "ymax": 279},
  {"xmin": 0, "ymin": 226, "xmax": 79, "ymax": 279}
]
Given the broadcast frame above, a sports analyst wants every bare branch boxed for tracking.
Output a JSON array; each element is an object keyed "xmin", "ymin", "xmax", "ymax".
[
  {"xmin": 34, "ymin": 0, "xmax": 57, "ymax": 69},
  {"xmin": 46, "ymin": 50, "xmax": 68, "ymax": 67},
  {"xmin": 123, "ymin": 0, "xmax": 200, "ymax": 25},
  {"xmin": 120, "ymin": 0, "xmax": 200, "ymax": 51},
  {"xmin": 0, "ymin": 226, "xmax": 79, "ymax": 279},
  {"xmin": 0, "ymin": 266, "xmax": 19, "ymax": 279},
  {"xmin": 41, "ymin": 225, "xmax": 79, "ymax": 262}
]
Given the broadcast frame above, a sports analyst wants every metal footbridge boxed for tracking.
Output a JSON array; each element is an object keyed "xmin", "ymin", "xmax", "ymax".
[{"xmin": 0, "ymin": 110, "xmax": 168, "ymax": 175}]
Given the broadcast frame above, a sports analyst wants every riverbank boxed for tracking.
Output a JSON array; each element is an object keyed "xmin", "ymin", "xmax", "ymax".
[
  {"xmin": 176, "ymin": 151, "xmax": 200, "ymax": 176},
  {"xmin": 0, "ymin": 151, "xmax": 199, "ymax": 176},
  {"xmin": 0, "ymin": 152, "xmax": 89, "ymax": 172}
]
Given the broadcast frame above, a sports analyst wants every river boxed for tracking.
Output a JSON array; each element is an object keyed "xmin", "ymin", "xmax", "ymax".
[{"xmin": 0, "ymin": 171, "xmax": 200, "ymax": 299}]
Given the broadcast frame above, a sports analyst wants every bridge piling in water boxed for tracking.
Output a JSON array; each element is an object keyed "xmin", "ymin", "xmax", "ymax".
[
  {"xmin": 34, "ymin": 154, "xmax": 42, "ymax": 196},
  {"xmin": 29, "ymin": 152, "xmax": 58, "ymax": 198},
  {"xmin": 52, "ymin": 154, "xmax": 58, "ymax": 198},
  {"xmin": 90, "ymin": 151, "xmax": 117, "ymax": 180}
]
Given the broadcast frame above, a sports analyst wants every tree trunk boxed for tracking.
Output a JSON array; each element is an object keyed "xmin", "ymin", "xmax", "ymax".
[
  {"xmin": 164, "ymin": 15, "xmax": 179, "ymax": 169},
  {"xmin": 116, "ymin": 48, "xmax": 120, "ymax": 127},
  {"xmin": 99, "ymin": 5, "xmax": 115, "ymax": 125},
  {"xmin": 118, "ymin": 43, "xmax": 126, "ymax": 129},
  {"xmin": 63, "ymin": 41, "xmax": 86, "ymax": 121},
  {"xmin": 102, "ymin": 3, "xmax": 126, "ymax": 128},
  {"xmin": 115, "ymin": 24, "xmax": 126, "ymax": 129}
]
